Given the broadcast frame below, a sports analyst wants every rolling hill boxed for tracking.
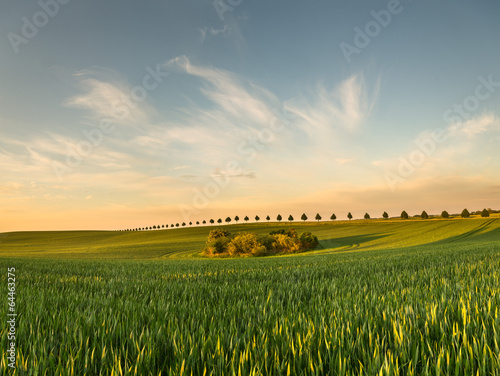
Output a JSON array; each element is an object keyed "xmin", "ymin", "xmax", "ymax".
[{"xmin": 1, "ymin": 215, "xmax": 499, "ymax": 259}]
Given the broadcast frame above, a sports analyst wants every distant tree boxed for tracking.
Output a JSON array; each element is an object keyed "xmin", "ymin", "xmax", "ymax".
[
  {"xmin": 175, "ymin": 223, "xmax": 179, "ymax": 227},
  {"xmin": 150, "ymin": 226, "xmax": 153, "ymax": 230},
  {"xmin": 244, "ymin": 216, "xmax": 249, "ymax": 223},
  {"xmin": 382, "ymin": 212, "xmax": 389, "ymax": 219},
  {"xmin": 266, "ymin": 215, "xmax": 271, "ymax": 222},
  {"xmin": 225, "ymin": 217, "xmax": 231, "ymax": 224},
  {"xmin": 421, "ymin": 211, "xmax": 429, "ymax": 219},
  {"xmin": 182, "ymin": 222, "xmax": 186, "ymax": 226},
  {"xmin": 153, "ymin": 225, "xmax": 157, "ymax": 229},
  {"xmin": 217, "ymin": 218, "xmax": 222, "ymax": 224},
  {"xmin": 288, "ymin": 215, "xmax": 294, "ymax": 222},
  {"xmin": 202, "ymin": 220, "xmax": 206, "ymax": 224},
  {"xmin": 364, "ymin": 213, "xmax": 370, "ymax": 220},
  {"xmin": 234, "ymin": 216, "xmax": 239, "ymax": 223},
  {"xmin": 481, "ymin": 208, "xmax": 490, "ymax": 217},
  {"xmin": 162, "ymin": 225, "xmax": 164, "ymax": 228},
  {"xmin": 170, "ymin": 224, "xmax": 174, "ymax": 228},
  {"xmin": 189, "ymin": 222, "xmax": 192, "ymax": 226},
  {"xmin": 301, "ymin": 213, "xmax": 308, "ymax": 221},
  {"xmin": 441, "ymin": 211, "xmax": 449, "ymax": 219},
  {"xmin": 461, "ymin": 209, "xmax": 470, "ymax": 218},
  {"xmin": 210, "ymin": 219, "xmax": 214, "ymax": 224},
  {"xmin": 330, "ymin": 213, "xmax": 336, "ymax": 220},
  {"xmin": 315, "ymin": 213, "xmax": 322, "ymax": 221},
  {"xmin": 196, "ymin": 221, "xmax": 200, "ymax": 225},
  {"xmin": 255, "ymin": 215, "xmax": 260, "ymax": 222},
  {"xmin": 347, "ymin": 212, "xmax": 353, "ymax": 220},
  {"xmin": 401, "ymin": 211, "xmax": 409, "ymax": 219},
  {"xmin": 277, "ymin": 214, "xmax": 282, "ymax": 222}
]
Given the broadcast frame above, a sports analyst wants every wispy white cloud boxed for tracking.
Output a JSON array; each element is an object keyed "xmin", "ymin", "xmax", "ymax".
[
  {"xmin": 166, "ymin": 55, "xmax": 277, "ymax": 126},
  {"xmin": 374, "ymin": 113, "xmax": 500, "ymax": 185},
  {"xmin": 448, "ymin": 113, "xmax": 499, "ymax": 138},
  {"xmin": 287, "ymin": 74, "xmax": 379, "ymax": 136},
  {"xmin": 160, "ymin": 57, "xmax": 379, "ymax": 178},
  {"xmin": 63, "ymin": 71, "xmax": 157, "ymax": 128}
]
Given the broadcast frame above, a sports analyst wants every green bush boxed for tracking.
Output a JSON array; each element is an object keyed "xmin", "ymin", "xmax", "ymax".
[
  {"xmin": 203, "ymin": 228, "xmax": 232, "ymax": 255},
  {"xmin": 203, "ymin": 237, "xmax": 231, "ymax": 256},
  {"xmin": 300, "ymin": 232, "xmax": 319, "ymax": 249},
  {"xmin": 260, "ymin": 234, "xmax": 277, "ymax": 251},
  {"xmin": 203, "ymin": 228, "xmax": 318, "ymax": 257},
  {"xmin": 227, "ymin": 233, "xmax": 267, "ymax": 256},
  {"xmin": 208, "ymin": 228, "xmax": 231, "ymax": 241},
  {"xmin": 272, "ymin": 234, "xmax": 301, "ymax": 253}
]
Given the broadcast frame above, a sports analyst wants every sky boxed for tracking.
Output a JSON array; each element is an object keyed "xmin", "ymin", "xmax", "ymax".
[{"xmin": 1, "ymin": 0, "xmax": 500, "ymax": 231}]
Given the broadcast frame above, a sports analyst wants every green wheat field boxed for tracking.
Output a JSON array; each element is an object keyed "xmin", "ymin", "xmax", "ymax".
[{"xmin": 1, "ymin": 216, "xmax": 500, "ymax": 375}]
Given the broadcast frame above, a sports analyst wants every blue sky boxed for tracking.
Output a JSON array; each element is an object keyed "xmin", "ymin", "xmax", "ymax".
[{"xmin": 1, "ymin": 0, "xmax": 500, "ymax": 231}]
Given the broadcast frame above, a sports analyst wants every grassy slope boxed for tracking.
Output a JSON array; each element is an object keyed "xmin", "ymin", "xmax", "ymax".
[{"xmin": 1, "ymin": 215, "xmax": 499, "ymax": 259}]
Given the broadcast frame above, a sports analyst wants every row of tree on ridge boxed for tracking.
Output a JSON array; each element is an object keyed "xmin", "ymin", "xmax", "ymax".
[{"xmin": 119, "ymin": 208, "xmax": 494, "ymax": 231}]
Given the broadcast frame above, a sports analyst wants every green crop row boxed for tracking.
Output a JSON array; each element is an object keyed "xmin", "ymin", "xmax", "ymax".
[{"xmin": 1, "ymin": 239, "xmax": 500, "ymax": 375}]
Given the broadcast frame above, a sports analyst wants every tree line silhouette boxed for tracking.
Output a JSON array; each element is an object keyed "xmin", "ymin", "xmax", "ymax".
[{"xmin": 119, "ymin": 208, "xmax": 495, "ymax": 231}]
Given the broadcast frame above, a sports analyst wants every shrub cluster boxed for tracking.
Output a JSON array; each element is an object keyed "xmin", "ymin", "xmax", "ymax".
[{"xmin": 203, "ymin": 228, "xmax": 319, "ymax": 257}]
